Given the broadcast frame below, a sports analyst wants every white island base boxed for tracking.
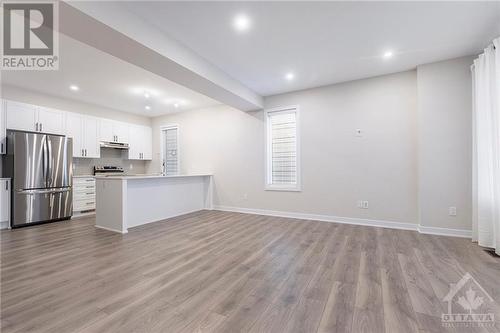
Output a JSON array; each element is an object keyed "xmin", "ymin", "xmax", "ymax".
[{"xmin": 95, "ymin": 175, "xmax": 213, "ymax": 233}]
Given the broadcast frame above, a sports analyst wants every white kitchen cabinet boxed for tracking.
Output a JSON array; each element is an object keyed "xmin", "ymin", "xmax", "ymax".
[
  {"xmin": 66, "ymin": 113, "xmax": 100, "ymax": 158},
  {"xmin": 73, "ymin": 177, "xmax": 95, "ymax": 216},
  {"xmin": 83, "ymin": 117, "xmax": 100, "ymax": 158},
  {"xmin": 143, "ymin": 126, "xmax": 152, "ymax": 160},
  {"xmin": 99, "ymin": 119, "xmax": 129, "ymax": 144},
  {"xmin": 128, "ymin": 125, "xmax": 152, "ymax": 160},
  {"xmin": 5, "ymin": 100, "xmax": 37, "ymax": 132},
  {"xmin": 0, "ymin": 100, "xmax": 6, "ymax": 154},
  {"xmin": 5, "ymin": 100, "xmax": 64, "ymax": 135},
  {"xmin": 0, "ymin": 179, "xmax": 10, "ymax": 229},
  {"xmin": 66, "ymin": 113, "xmax": 83, "ymax": 157},
  {"xmin": 37, "ymin": 107, "xmax": 65, "ymax": 134}
]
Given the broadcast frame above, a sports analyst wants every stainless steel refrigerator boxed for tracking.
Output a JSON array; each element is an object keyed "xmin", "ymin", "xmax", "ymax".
[{"xmin": 3, "ymin": 130, "xmax": 73, "ymax": 227}]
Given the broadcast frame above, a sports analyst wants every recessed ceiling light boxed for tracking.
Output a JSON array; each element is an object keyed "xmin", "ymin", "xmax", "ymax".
[
  {"xmin": 145, "ymin": 105, "xmax": 151, "ymax": 110},
  {"xmin": 234, "ymin": 14, "xmax": 251, "ymax": 32},
  {"xmin": 174, "ymin": 103, "xmax": 179, "ymax": 108},
  {"xmin": 69, "ymin": 85, "xmax": 79, "ymax": 91},
  {"xmin": 285, "ymin": 72, "xmax": 295, "ymax": 81},
  {"xmin": 144, "ymin": 91, "xmax": 150, "ymax": 99},
  {"xmin": 383, "ymin": 51, "xmax": 394, "ymax": 59}
]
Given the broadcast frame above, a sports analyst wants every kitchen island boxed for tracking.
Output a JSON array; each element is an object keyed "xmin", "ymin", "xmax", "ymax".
[{"xmin": 95, "ymin": 174, "xmax": 213, "ymax": 233}]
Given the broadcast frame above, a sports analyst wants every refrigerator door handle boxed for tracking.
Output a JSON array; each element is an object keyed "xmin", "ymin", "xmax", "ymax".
[
  {"xmin": 17, "ymin": 188, "xmax": 70, "ymax": 195},
  {"xmin": 46, "ymin": 136, "xmax": 53, "ymax": 184}
]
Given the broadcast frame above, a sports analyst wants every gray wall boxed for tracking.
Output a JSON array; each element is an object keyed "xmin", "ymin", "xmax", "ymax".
[
  {"xmin": 150, "ymin": 70, "xmax": 419, "ymax": 225},
  {"xmin": 417, "ymin": 56, "xmax": 474, "ymax": 230}
]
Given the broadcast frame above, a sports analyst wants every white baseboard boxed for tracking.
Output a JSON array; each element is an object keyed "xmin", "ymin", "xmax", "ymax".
[
  {"xmin": 0, "ymin": 221, "xmax": 10, "ymax": 230},
  {"xmin": 417, "ymin": 225, "xmax": 472, "ymax": 238},
  {"xmin": 94, "ymin": 225, "xmax": 127, "ymax": 234},
  {"xmin": 213, "ymin": 205, "xmax": 472, "ymax": 238}
]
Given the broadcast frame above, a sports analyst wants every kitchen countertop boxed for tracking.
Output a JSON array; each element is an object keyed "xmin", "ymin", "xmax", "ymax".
[
  {"xmin": 0, "ymin": 178, "xmax": 11, "ymax": 180},
  {"xmin": 73, "ymin": 175, "xmax": 95, "ymax": 178},
  {"xmin": 94, "ymin": 174, "xmax": 212, "ymax": 180}
]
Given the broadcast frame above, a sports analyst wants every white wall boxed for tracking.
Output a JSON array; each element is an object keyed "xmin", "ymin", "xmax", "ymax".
[
  {"xmin": 150, "ymin": 70, "xmax": 419, "ymax": 225},
  {"xmin": 417, "ymin": 56, "xmax": 474, "ymax": 230}
]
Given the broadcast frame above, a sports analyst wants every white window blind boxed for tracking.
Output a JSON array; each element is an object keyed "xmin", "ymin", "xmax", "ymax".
[
  {"xmin": 164, "ymin": 127, "xmax": 178, "ymax": 175},
  {"xmin": 266, "ymin": 107, "xmax": 300, "ymax": 190}
]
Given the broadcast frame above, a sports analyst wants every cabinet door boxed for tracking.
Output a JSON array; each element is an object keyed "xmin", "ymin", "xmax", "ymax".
[
  {"xmin": 0, "ymin": 100, "xmax": 6, "ymax": 154},
  {"xmin": 83, "ymin": 116, "xmax": 100, "ymax": 158},
  {"xmin": 143, "ymin": 126, "xmax": 152, "ymax": 160},
  {"xmin": 37, "ymin": 107, "xmax": 65, "ymax": 134},
  {"xmin": 127, "ymin": 124, "xmax": 142, "ymax": 160},
  {"xmin": 0, "ymin": 180, "xmax": 9, "ymax": 223},
  {"xmin": 114, "ymin": 122, "xmax": 129, "ymax": 143},
  {"xmin": 65, "ymin": 113, "xmax": 83, "ymax": 158},
  {"xmin": 99, "ymin": 119, "xmax": 114, "ymax": 142},
  {"xmin": 6, "ymin": 100, "xmax": 36, "ymax": 132}
]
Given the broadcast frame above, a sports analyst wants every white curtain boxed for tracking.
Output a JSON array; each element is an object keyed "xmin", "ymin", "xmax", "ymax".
[{"xmin": 472, "ymin": 37, "xmax": 500, "ymax": 255}]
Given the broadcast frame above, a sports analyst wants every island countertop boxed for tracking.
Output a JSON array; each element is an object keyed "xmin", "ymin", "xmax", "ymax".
[{"xmin": 94, "ymin": 174, "xmax": 212, "ymax": 180}]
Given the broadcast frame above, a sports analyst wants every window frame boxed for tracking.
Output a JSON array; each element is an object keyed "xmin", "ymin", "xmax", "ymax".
[
  {"xmin": 265, "ymin": 105, "xmax": 301, "ymax": 192},
  {"xmin": 160, "ymin": 124, "xmax": 180, "ymax": 176}
]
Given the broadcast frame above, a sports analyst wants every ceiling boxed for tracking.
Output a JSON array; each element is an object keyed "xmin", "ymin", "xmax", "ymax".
[
  {"xmin": 122, "ymin": 1, "xmax": 500, "ymax": 96},
  {"xmin": 1, "ymin": 34, "xmax": 220, "ymax": 117}
]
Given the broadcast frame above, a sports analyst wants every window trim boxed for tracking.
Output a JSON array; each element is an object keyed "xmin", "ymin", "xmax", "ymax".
[
  {"xmin": 265, "ymin": 105, "xmax": 301, "ymax": 192},
  {"xmin": 160, "ymin": 124, "xmax": 180, "ymax": 176}
]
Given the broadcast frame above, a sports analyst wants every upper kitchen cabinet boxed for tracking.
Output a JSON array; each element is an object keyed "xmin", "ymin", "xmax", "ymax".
[
  {"xmin": 99, "ymin": 119, "xmax": 129, "ymax": 144},
  {"xmin": 5, "ymin": 100, "xmax": 37, "ymax": 132},
  {"xmin": 128, "ymin": 125, "xmax": 152, "ymax": 160},
  {"xmin": 37, "ymin": 107, "xmax": 65, "ymax": 134},
  {"xmin": 5, "ymin": 100, "xmax": 65, "ymax": 135},
  {"xmin": 66, "ymin": 113, "xmax": 100, "ymax": 159},
  {"xmin": 0, "ymin": 100, "xmax": 6, "ymax": 154}
]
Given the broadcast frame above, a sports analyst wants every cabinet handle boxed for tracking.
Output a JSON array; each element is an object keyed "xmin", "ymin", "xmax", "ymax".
[
  {"xmin": 40, "ymin": 123, "xmax": 42, "ymax": 132},
  {"xmin": 5, "ymin": 181, "xmax": 8, "ymax": 191},
  {"xmin": 85, "ymin": 149, "xmax": 87, "ymax": 156},
  {"xmin": 1, "ymin": 143, "xmax": 3, "ymax": 153},
  {"xmin": 81, "ymin": 149, "xmax": 84, "ymax": 156},
  {"xmin": 35, "ymin": 123, "xmax": 38, "ymax": 131}
]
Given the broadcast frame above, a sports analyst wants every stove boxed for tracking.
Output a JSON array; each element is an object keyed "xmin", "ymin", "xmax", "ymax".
[{"xmin": 93, "ymin": 166, "xmax": 124, "ymax": 176}]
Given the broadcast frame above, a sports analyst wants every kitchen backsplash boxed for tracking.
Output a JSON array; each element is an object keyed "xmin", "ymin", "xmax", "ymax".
[{"xmin": 73, "ymin": 148, "xmax": 148, "ymax": 176}]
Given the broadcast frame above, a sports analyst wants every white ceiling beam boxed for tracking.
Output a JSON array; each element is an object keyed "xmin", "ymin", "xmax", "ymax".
[{"xmin": 60, "ymin": 2, "xmax": 263, "ymax": 112}]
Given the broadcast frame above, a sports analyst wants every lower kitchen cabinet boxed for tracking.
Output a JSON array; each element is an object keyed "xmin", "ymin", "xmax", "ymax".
[
  {"xmin": 73, "ymin": 177, "xmax": 96, "ymax": 216},
  {"xmin": 0, "ymin": 179, "xmax": 11, "ymax": 229}
]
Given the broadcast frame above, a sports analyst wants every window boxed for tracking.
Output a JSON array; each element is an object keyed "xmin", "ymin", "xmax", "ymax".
[
  {"xmin": 161, "ymin": 125, "xmax": 179, "ymax": 175},
  {"xmin": 266, "ymin": 106, "xmax": 300, "ymax": 191}
]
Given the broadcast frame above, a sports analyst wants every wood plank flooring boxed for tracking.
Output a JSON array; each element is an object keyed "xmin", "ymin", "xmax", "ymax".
[{"xmin": 1, "ymin": 210, "xmax": 499, "ymax": 332}]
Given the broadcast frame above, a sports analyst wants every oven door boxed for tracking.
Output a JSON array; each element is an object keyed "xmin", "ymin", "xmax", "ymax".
[{"xmin": 13, "ymin": 188, "xmax": 72, "ymax": 227}]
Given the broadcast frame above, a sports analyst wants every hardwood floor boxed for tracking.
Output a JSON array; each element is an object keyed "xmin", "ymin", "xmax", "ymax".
[{"xmin": 1, "ymin": 210, "xmax": 499, "ymax": 332}]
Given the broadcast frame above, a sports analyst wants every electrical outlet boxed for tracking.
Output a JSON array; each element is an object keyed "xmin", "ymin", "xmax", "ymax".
[
  {"xmin": 129, "ymin": 164, "xmax": 133, "ymax": 170},
  {"xmin": 449, "ymin": 207, "xmax": 457, "ymax": 216},
  {"xmin": 357, "ymin": 200, "xmax": 369, "ymax": 209},
  {"xmin": 355, "ymin": 129, "xmax": 363, "ymax": 137}
]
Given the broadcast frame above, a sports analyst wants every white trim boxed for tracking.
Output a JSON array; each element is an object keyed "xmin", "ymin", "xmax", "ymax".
[
  {"xmin": 95, "ymin": 224, "xmax": 128, "ymax": 234},
  {"xmin": 213, "ymin": 205, "xmax": 472, "ymax": 238},
  {"xmin": 160, "ymin": 124, "xmax": 180, "ymax": 176},
  {"xmin": 265, "ymin": 105, "xmax": 301, "ymax": 192},
  {"xmin": 417, "ymin": 225, "xmax": 472, "ymax": 238}
]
